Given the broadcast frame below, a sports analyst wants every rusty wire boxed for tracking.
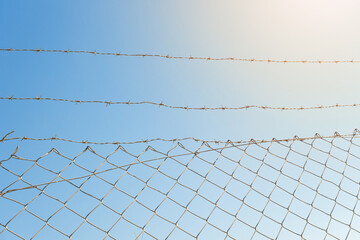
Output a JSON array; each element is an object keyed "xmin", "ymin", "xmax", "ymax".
[
  {"xmin": 1, "ymin": 129, "xmax": 360, "ymax": 145},
  {"xmin": 1, "ymin": 96, "xmax": 360, "ymax": 112},
  {"xmin": 1, "ymin": 48, "xmax": 359, "ymax": 64},
  {"xmin": 2, "ymin": 131, "xmax": 360, "ymax": 239}
]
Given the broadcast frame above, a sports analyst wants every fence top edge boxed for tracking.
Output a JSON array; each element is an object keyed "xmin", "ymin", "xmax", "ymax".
[{"xmin": 1, "ymin": 130, "xmax": 359, "ymax": 146}]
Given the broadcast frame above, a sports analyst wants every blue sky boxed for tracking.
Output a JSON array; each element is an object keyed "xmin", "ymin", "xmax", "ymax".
[{"xmin": 2, "ymin": 0, "xmax": 360, "ymax": 142}]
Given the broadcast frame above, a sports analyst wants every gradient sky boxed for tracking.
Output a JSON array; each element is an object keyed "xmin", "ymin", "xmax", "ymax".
[
  {"xmin": 2, "ymin": 0, "xmax": 360, "ymax": 142},
  {"xmin": 2, "ymin": 1, "xmax": 360, "ymax": 239}
]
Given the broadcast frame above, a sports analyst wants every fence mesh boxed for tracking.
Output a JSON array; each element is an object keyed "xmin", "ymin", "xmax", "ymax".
[{"xmin": 2, "ymin": 131, "xmax": 360, "ymax": 240}]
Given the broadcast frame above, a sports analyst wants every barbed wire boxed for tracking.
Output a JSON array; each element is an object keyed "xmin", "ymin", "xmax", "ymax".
[
  {"xmin": 2, "ymin": 96, "xmax": 360, "ymax": 112},
  {"xmin": 1, "ymin": 48, "xmax": 359, "ymax": 64},
  {"xmin": 2, "ymin": 129, "xmax": 360, "ymax": 146},
  {"xmin": 1, "ymin": 131, "xmax": 360, "ymax": 239}
]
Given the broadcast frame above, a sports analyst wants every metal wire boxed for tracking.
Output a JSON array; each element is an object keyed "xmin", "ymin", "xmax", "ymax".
[
  {"xmin": 2, "ymin": 132, "xmax": 360, "ymax": 239},
  {"xmin": 1, "ymin": 48, "xmax": 359, "ymax": 64},
  {"xmin": 2, "ymin": 129, "xmax": 360, "ymax": 145},
  {"xmin": 2, "ymin": 96, "xmax": 360, "ymax": 112}
]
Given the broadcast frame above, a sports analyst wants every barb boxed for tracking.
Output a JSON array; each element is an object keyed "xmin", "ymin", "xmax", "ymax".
[
  {"xmin": 2, "ymin": 96, "xmax": 360, "ymax": 112},
  {"xmin": 1, "ymin": 48, "xmax": 359, "ymax": 64},
  {"xmin": 0, "ymin": 131, "xmax": 14, "ymax": 142}
]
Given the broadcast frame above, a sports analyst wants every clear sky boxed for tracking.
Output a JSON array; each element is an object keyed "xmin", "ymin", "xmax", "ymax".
[
  {"xmin": 2, "ymin": 0, "xmax": 360, "ymax": 142},
  {"xmin": 2, "ymin": 1, "xmax": 360, "ymax": 239}
]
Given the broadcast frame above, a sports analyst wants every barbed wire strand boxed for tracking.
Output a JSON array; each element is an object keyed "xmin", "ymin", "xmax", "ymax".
[
  {"xmin": 2, "ymin": 96, "xmax": 360, "ymax": 111},
  {"xmin": 1, "ymin": 48, "xmax": 359, "ymax": 64},
  {"xmin": 1, "ymin": 129, "xmax": 360, "ymax": 146}
]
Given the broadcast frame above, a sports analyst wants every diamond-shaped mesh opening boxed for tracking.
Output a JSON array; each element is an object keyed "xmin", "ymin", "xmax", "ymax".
[{"xmin": 2, "ymin": 133, "xmax": 360, "ymax": 239}]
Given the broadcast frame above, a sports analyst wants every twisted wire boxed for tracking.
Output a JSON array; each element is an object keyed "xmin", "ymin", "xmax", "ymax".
[
  {"xmin": 2, "ymin": 96, "xmax": 360, "ymax": 112},
  {"xmin": 2, "ymin": 129, "xmax": 360, "ymax": 145},
  {"xmin": 1, "ymin": 48, "xmax": 359, "ymax": 64}
]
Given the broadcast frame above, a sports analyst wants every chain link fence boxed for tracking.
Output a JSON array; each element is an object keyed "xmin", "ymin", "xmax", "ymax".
[{"xmin": 1, "ymin": 132, "xmax": 360, "ymax": 239}]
